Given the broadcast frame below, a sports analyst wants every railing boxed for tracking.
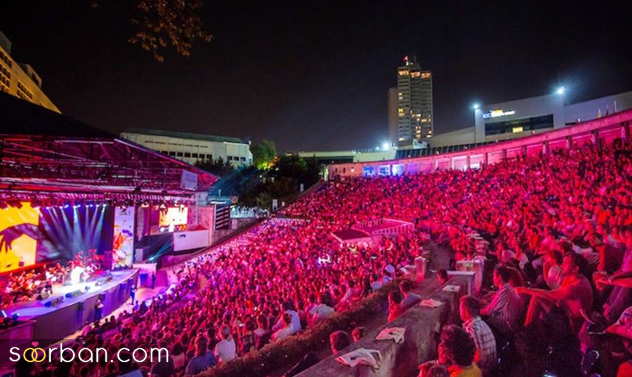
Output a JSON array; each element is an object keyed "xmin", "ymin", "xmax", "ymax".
[{"xmin": 330, "ymin": 109, "xmax": 632, "ymax": 178}]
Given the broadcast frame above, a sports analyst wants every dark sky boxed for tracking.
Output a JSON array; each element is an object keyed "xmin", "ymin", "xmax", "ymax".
[{"xmin": 2, "ymin": 1, "xmax": 632, "ymax": 152}]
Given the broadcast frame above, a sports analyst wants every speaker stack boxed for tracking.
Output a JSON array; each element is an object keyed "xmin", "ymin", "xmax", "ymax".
[
  {"xmin": 44, "ymin": 296, "xmax": 64, "ymax": 307},
  {"xmin": 65, "ymin": 290, "xmax": 84, "ymax": 299}
]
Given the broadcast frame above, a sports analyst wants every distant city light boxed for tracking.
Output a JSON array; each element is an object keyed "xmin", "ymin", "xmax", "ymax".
[
  {"xmin": 556, "ymin": 86, "xmax": 566, "ymax": 95},
  {"xmin": 472, "ymin": 103, "xmax": 480, "ymax": 110}
]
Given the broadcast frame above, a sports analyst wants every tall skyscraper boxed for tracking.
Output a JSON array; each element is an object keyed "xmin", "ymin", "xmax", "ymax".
[
  {"xmin": 0, "ymin": 31, "xmax": 60, "ymax": 113},
  {"xmin": 387, "ymin": 87, "xmax": 399, "ymax": 144},
  {"xmin": 396, "ymin": 56, "xmax": 432, "ymax": 144}
]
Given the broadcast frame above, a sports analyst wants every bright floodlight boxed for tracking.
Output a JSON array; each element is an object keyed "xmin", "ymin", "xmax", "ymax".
[
  {"xmin": 556, "ymin": 86, "xmax": 566, "ymax": 95},
  {"xmin": 472, "ymin": 103, "xmax": 480, "ymax": 110},
  {"xmin": 382, "ymin": 142, "xmax": 390, "ymax": 150}
]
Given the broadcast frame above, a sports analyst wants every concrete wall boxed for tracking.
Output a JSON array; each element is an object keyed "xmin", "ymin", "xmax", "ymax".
[
  {"xmin": 329, "ymin": 108, "xmax": 632, "ymax": 179},
  {"xmin": 429, "ymin": 127, "xmax": 476, "ymax": 147},
  {"xmin": 565, "ymin": 90, "xmax": 632, "ymax": 124},
  {"xmin": 296, "ymin": 275, "xmax": 470, "ymax": 377}
]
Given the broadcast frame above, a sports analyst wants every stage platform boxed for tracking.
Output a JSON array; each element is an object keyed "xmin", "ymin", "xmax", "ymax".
[{"xmin": 1, "ymin": 269, "xmax": 138, "ymax": 347}]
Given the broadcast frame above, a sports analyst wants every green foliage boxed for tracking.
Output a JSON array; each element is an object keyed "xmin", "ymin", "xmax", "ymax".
[
  {"xmin": 195, "ymin": 157, "xmax": 234, "ymax": 177},
  {"xmin": 91, "ymin": 0, "xmax": 212, "ymax": 62},
  {"xmin": 251, "ymin": 139, "xmax": 277, "ymax": 170}
]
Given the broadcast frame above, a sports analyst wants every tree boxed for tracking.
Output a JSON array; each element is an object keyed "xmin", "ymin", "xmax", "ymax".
[
  {"xmin": 91, "ymin": 0, "xmax": 212, "ymax": 62},
  {"xmin": 195, "ymin": 157, "xmax": 234, "ymax": 177},
  {"xmin": 251, "ymin": 139, "xmax": 277, "ymax": 170}
]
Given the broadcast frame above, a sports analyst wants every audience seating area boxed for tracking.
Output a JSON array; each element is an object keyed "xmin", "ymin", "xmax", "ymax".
[{"xmin": 21, "ymin": 120, "xmax": 632, "ymax": 377}]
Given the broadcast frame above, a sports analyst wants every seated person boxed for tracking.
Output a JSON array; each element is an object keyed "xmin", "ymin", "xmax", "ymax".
[
  {"xmin": 400, "ymin": 280, "xmax": 422, "ymax": 309},
  {"xmin": 329, "ymin": 330, "xmax": 352, "ymax": 354},
  {"xmin": 459, "ymin": 295, "xmax": 497, "ymax": 376},
  {"xmin": 481, "ymin": 266, "xmax": 523, "ymax": 338},
  {"xmin": 440, "ymin": 325, "xmax": 482, "ymax": 377},
  {"xmin": 387, "ymin": 291, "xmax": 405, "ymax": 322},
  {"xmin": 517, "ymin": 253, "xmax": 593, "ymax": 333}
]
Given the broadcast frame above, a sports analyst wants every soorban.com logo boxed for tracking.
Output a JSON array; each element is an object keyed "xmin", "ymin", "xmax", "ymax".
[
  {"xmin": 9, "ymin": 342, "xmax": 168, "ymax": 364},
  {"xmin": 19, "ymin": 342, "xmax": 46, "ymax": 363}
]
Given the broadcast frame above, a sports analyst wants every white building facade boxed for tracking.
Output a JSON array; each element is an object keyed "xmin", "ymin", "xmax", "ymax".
[{"xmin": 120, "ymin": 128, "xmax": 253, "ymax": 168}]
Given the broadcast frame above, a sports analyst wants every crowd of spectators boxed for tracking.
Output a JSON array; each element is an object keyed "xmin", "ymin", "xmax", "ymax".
[{"xmin": 16, "ymin": 138, "xmax": 632, "ymax": 377}]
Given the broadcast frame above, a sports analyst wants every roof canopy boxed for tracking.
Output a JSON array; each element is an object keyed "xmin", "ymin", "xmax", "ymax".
[
  {"xmin": 0, "ymin": 92, "xmax": 218, "ymax": 199},
  {"xmin": 123, "ymin": 127, "xmax": 247, "ymax": 144}
]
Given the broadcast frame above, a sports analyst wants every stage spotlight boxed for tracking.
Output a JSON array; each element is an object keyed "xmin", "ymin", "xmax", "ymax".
[
  {"xmin": 472, "ymin": 103, "xmax": 480, "ymax": 110},
  {"xmin": 556, "ymin": 86, "xmax": 566, "ymax": 95},
  {"xmin": 31, "ymin": 198, "xmax": 42, "ymax": 208},
  {"xmin": 8, "ymin": 198, "xmax": 22, "ymax": 209},
  {"xmin": 382, "ymin": 142, "xmax": 390, "ymax": 150}
]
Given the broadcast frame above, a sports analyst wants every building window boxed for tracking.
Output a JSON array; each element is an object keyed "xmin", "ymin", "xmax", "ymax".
[
  {"xmin": 184, "ymin": 153, "xmax": 191, "ymax": 158},
  {"xmin": 192, "ymin": 153, "xmax": 198, "ymax": 158},
  {"xmin": 0, "ymin": 51, "xmax": 11, "ymax": 68},
  {"xmin": 17, "ymin": 81, "xmax": 34, "ymax": 102},
  {"xmin": 227, "ymin": 156, "xmax": 233, "ymax": 161},
  {"xmin": 485, "ymin": 114, "xmax": 554, "ymax": 136},
  {"xmin": 169, "ymin": 152, "xmax": 176, "ymax": 157},
  {"xmin": 240, "ymin": 157, "xmax": 246, "ymax": 161},
  {"xmin": 176, "ymin": 152, "xmax": 183, "ymax": 157}
]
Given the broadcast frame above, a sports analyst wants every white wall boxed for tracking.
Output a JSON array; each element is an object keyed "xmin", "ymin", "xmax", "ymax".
[{"xmin": 120, "ymin": 132, "xmax": 253, "ymax": 167}]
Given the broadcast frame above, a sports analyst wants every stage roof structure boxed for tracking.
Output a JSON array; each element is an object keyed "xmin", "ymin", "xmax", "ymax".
[{"xmin": 0, "ymin": 92, "xmax": 218, "ymax": 200}]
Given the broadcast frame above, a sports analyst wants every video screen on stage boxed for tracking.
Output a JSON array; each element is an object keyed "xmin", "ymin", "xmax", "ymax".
[
  {"xmin": 0, "ymin": 202, "xmax": 113, "ymax": 274},
  {"xmin": 157, "ymin": 207, "xmax": 188, "ymax": 233}
]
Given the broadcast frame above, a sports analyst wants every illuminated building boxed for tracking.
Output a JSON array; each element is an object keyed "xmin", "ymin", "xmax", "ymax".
[
  {"xmin": 120, "ymin": 128, "xmax": 253, "ymax": 168},
  {"xmin": 427, "ymin": 89, "xmax": 632, "ymax": 148},
  {"xmin": 0, "ymin": 31, "xmax": 60, "ymax": 113},
  {"xmin": 396, "ymin": 56, "xmax": 433, "ymax": 144},
  {"xmin": 387, "ymin": 87, "xmax": 399, "ymax": 144}
]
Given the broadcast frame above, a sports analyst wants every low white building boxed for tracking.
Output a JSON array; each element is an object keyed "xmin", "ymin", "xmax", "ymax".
[
  {"xmin": 120, "ymin": 128, "xmax": 253, "ymax": 168},
  {"xmin": 429, "ymin": 89, "xmax": 632, "ymax": 148}
]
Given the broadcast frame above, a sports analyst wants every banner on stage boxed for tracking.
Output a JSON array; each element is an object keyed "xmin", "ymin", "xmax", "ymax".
[
  {"xmin": 180, "ymin": 170, "xmax": 198, "ymax": 191},
  {"xmin": 113, "ymin": 207, "xmax": 135, "ymax": 268}
]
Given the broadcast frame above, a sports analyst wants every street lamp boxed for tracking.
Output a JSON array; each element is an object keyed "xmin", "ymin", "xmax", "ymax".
[
  {"xmin": 556, "ymin": 86, "xmax": 566, "ymax": 96},
  {"xmin": 472, "ymin": 103, "xmax": 480, "ymax": 110}
]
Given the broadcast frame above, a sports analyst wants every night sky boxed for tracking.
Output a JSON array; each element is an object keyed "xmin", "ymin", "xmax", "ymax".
[{"xmin": 2, "ymin": 1, "xmax": 632, "ymax": 152}]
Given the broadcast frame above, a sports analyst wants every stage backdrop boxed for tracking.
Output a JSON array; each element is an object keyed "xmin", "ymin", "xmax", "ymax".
[
  {"xmin": 0, "ymin": 203, "xmax": 114, "ymax": 273},
  {"xmin": 113, "ymin": 206, "xmax": 135, "ymax": 268},
  {"xmin": 0, "ymin": 203, "xmax": 40, "ymax": 273}
]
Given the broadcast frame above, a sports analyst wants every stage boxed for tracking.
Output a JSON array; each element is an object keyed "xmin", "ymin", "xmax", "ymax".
[{"xmin": 1, "ymin": 269, "xmax": 138, "ymax": 347}]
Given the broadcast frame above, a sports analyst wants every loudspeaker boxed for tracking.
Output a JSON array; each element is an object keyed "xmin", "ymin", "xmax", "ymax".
[
  {"xmin": 44, "ymin": 296, "xmax": 64, "ymax": 307},
  {"xmin": 65, "ymin": 290, "xmax": 83, "ymax": 299}
]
